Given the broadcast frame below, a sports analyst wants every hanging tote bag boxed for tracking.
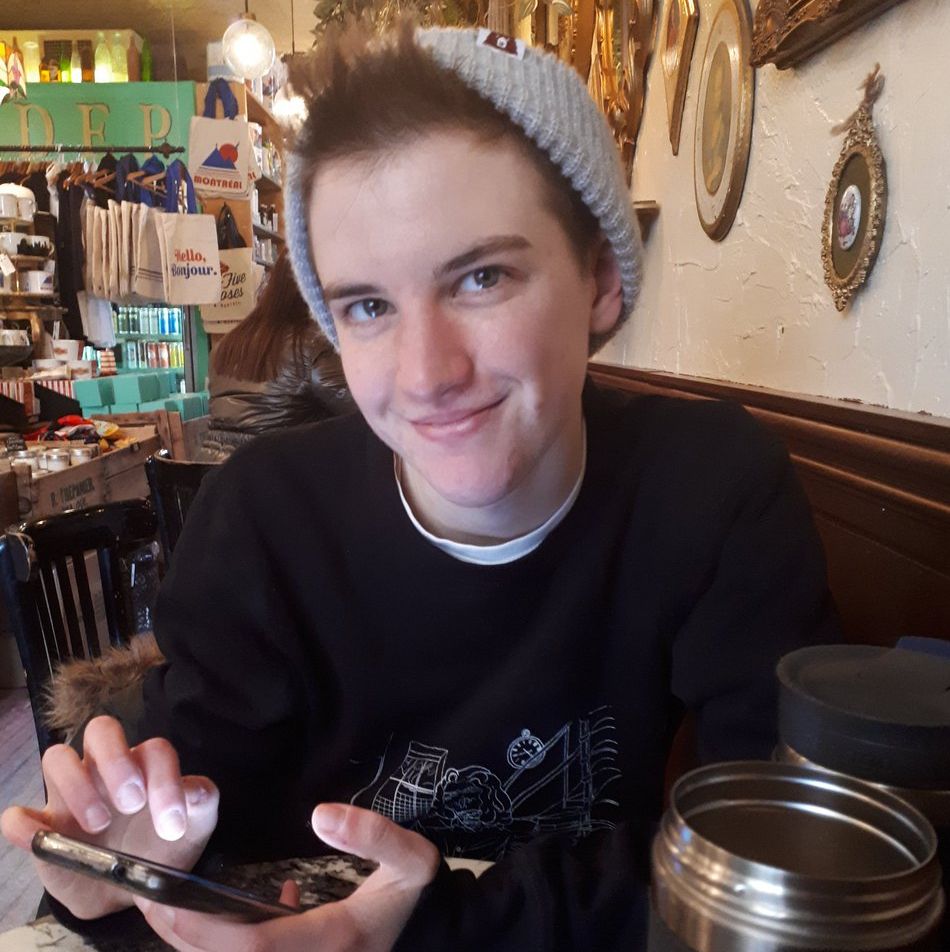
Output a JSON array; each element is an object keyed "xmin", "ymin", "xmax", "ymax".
[
  {"xmin": 156, "ymin": 161, "xmax": 222, "ymax": 306},
  {"xmin": 187, "ymin": 79, "xmax": 254, "ymax": 199},
  {"xmin": 133, "ymin": 204, "xmax": 166, "ymax": 302},
  {"xmin": 200, "ymin": 203, "xmax": 259, "ymax": 333},
  {"xmin": 130, "ymin": 156, "xmax": 167, "ymax": 301}
]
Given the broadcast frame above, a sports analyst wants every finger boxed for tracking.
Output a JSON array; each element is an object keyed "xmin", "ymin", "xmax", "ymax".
[
  {"xmin": 312, "ymin": 804, "xmax": 439, "ymax": 885},
  {"xmin": 278, "ymin": 879, "xmax": 300, "ymax": 908},
  {"xmin": 41, "ymin": 744, "xmax": 113, "ymax": 835},
  {"xmin": 179, "ymin": 776, "xmax": 220, "ymax": 843},
  {"xmin": 136, "ymin": 897, "xmax": 274, "ymax": 952},
  {"xmin": 0, "ymin": 805, "xmax": 51, "ymax": 851},
  {"xmin": 134, "ymin": 737, "xmax": 188, "ymax": 841},
  {"xmin": 82, "ymin": 716, "xmax": 147, "ymax": 815},
  {"xmin": 135, "ymin": 899, "xmax": 209, "ymax": 952}
]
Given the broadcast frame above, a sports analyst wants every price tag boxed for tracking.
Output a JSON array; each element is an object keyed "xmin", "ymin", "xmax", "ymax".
[
  {"xmin": 5, "ymin": 435, "xmax": 26, "ymax": 453},
  {"xmin": 0, "ymin": 253, "xmax": 15, "ymax": 277}
]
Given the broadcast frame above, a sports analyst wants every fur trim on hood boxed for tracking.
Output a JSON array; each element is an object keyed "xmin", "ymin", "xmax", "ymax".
[{"xmin": 43, "ymin": 634, "xmax": 165, "ymax": 744}]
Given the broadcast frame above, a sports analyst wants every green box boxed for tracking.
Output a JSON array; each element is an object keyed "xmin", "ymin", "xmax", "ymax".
[
  {"xmin": 82, "ymin": 405, "xmax": 112, "ymax": 417},
  {"xmin": 138, "ymin": 398, "xmax": 174, "ymax": 413},
  {"xmin": 72, "ymin": 379, "xmax": 106, "ymax": 408},
  {"xmin": 165, "ymin": 394, "xmax": 205, "ymax": 421},
  {"xmin": 112, "ymin": 373, "xmax": 161, "ymax": 405},
  {"xmin": 111, "ymin": 403, "xmax": 140, "ymax": 414}
]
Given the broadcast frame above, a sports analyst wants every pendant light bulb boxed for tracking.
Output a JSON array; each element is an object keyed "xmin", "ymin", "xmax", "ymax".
[{"xmin": 222, "ymin": 14, "xmax": 276, "ymax": 80}]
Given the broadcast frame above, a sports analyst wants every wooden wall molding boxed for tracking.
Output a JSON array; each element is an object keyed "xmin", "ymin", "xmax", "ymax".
[{"xmin": 588, "ymin": 363, "xmax": 950, "ymax": 644}]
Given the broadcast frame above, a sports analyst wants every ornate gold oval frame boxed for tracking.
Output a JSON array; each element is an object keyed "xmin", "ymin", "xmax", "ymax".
[
  {"xmin": 821, "ymin": 108, "xmax": 887, "ymax": 311},
  {"xmin": 692, "ymin": 0, "xmax": 755, "ymax": 241}
]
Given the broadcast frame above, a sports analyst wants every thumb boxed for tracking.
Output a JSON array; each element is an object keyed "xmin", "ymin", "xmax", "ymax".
[{"xmin": 311, "ymin": 804, "xmax": 438, "ymax": 885}]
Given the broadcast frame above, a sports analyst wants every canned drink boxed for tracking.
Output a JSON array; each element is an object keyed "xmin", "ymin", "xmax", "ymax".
[
  {"xmin": 138, "ymin": 341, "xmax": 149, "ymax": 367},
  {"xmin": 158, "ymin": 343, "xmax": 170, "ymax": 368}
]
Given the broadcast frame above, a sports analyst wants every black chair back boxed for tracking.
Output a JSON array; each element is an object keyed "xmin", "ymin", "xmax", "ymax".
[
  {"xmin": 0, "ymin": 499, "xmax": 158, "ymax": 753},
  {"xmin": 145, "ymin": 450, "xmax": 215, "ymax": 564}
]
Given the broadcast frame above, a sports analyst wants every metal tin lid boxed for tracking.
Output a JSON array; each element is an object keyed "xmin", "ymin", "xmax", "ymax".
[{"xmin": 778, "ymin": 642, "xmax": 950, "ymax": 789}]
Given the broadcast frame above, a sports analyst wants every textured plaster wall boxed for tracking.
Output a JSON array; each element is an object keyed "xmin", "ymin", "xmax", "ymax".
[{"xmin": 599, "ymin": 0, "xmax": 950, "ymax": 417}]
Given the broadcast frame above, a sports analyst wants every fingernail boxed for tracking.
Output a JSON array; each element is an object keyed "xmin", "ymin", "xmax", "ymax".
[
  {"xmin": 156, "ymin": 807, "xmax": 186, "ymax": 841},
  {"xmin": 185, "ymin": 784, "xmax": 209, "ymax": 807},
  {"xmin": 115, "ymin": 780, "xmax": 146, "ymax": 813},
  {"xmin": 85, "ymin": 804, "xmax": 112, "ymax": 832},
  {"xmin": 313, "ymin": 803, "xmax": 346, "ymax": 835}
]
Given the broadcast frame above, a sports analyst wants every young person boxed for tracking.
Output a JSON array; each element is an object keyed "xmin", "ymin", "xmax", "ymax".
[{"xmin": 2, "ymin": 21, "xmax": 839, "ymax": 952}]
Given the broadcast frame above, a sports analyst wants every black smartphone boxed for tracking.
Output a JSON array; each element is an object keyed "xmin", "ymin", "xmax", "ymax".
[{"xmin": 32, "ymin": 830, "xmax": 301, "ymax": 923}]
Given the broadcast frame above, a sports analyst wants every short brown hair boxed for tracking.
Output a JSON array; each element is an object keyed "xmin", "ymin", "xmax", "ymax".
[{"xmin": 290, "ymin": 19, "xmax": 601, "ymax": 269}]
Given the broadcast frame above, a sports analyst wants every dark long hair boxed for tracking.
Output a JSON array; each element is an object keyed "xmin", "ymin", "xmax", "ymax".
[{"xmin": 211, "ymin": 252, "xmax": 340, "ymax": 384}]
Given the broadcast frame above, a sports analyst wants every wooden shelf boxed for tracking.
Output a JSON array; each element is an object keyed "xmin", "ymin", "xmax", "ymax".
[
  {"xmin": 252, "ymin": 222, "xmax": 283, "ymax": 242},
  {"xmin": 0, "ymin": 292, "xmax": 57, "ymax": 301},
  {"xmin": 634, "ymin": 201, "xmax": 660, "ymax": 240},
  {"xmin": 5, "ymin": 255, "xmax": 53, "ymax": 268},
  {"xmin": 0, "ymin": 218, "xmax": 34, "ymax": 230}
]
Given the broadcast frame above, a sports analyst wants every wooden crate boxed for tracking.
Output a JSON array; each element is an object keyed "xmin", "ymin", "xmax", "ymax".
[{"xmin": 27, "ymin": 427, "xmax": 161, "ymax": 519}]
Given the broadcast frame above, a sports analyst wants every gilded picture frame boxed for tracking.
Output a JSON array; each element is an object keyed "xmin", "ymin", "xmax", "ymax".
[
  {"xmin": 589, "ymin": 0, "xmax": 656, "ymax": 182},
  {"xmin": 751, "ymin": 0, "xmax": 908, "ymax": 70},
  {"xmin": 662, "ymin": 0, "xmax": 699, "ymax": 155},
  {"xmin": 821, "ymin": 108, "xmax": 887, "ymax": 311},
  {"xmin": 693, "ymin": 0, "xmax": 754, "ymax": 241}
]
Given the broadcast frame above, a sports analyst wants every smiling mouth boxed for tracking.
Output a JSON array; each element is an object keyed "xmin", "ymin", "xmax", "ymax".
[{"xmin": 410, "ymin": 398, "xmax": 504, "ymax": 439}]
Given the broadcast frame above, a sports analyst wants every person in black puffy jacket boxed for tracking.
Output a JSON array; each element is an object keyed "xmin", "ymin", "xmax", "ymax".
[{"xmin": 199, "ymin": 252, "xmax": 355, "ymax": 461}]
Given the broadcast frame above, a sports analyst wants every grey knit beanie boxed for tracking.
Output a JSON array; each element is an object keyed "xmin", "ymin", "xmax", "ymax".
[{"xmin": 285, "ymin": 26, "xmax": 642, "ymax": 353}]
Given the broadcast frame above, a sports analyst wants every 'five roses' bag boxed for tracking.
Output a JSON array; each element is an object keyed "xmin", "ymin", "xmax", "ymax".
[
  {"xmin": 187, "ymin": 79, "xmax": 253, "ymax": 200},
  {"xmin": 200, "ymin": 204, "xmax": 260, "ymax": 334},
  {"xmin": 156, "ymin": 161, "xmax": 221, "ymax": 306}
]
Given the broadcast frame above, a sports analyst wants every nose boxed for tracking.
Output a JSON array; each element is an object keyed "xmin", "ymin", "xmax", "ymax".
[{"xmin": 394, "ymin": 300, "xmax": 474, "ymax": 404}]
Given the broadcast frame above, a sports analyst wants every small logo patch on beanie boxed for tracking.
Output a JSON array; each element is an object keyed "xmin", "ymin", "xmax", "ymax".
[{"xmin": 476, "ymin": 28, "xmax": 526, "ymax": 60}]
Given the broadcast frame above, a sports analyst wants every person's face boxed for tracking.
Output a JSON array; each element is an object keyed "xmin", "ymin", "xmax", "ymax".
[{"xmin": 307, "ymin": 130, "xmax": 621, "ymax": 537}]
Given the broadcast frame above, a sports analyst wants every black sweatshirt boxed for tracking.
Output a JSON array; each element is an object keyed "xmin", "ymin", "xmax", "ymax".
[{"xmin": 136, "ymin": 381, "xmax": 839, "ymax": 949}]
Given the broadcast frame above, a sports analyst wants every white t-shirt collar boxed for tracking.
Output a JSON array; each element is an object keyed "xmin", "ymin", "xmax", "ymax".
[{"xmin": 394, "ymin": 425, "xmax": 586, "ymax": 566}]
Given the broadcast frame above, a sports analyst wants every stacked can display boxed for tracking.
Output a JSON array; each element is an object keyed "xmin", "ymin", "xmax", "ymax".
[{"xmin": 112, "ymin": 305, "xmax": 186, "ymax": 371}]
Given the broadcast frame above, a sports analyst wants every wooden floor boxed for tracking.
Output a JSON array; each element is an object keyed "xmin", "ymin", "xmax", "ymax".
[{"xmin": 0, "ymin": 689, "xmax": 44, "ymax": 932}]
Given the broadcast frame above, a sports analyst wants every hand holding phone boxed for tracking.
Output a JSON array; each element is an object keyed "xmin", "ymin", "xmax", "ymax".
[
  {"xmin": 32, "ymin": 831, "xmax": 300, "ymax": 922},
  {"xmin": 0, "ymin": 716, "xmax": 219, "ymax": 921}
]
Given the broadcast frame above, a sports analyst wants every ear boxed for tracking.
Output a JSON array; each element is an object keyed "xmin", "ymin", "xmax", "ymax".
[{"xmin": 589, "ymin": 238, "xmax": 624, "ymax": 337}]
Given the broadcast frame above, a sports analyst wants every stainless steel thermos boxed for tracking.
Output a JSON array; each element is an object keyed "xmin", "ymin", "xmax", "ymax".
[{"xmin": 648, "ymin": 761, "xmax": 943, "ymax": 951}]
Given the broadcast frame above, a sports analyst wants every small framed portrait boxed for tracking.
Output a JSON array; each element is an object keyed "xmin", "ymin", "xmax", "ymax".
[
  {"xmin": 822, "ymin": 119, "xmax": 887, "ymax": 310},
  {"xmin": 662, "ymin": 0, "xmax": 699, "ymax": 155},
  {"xmin": 693, "ymin": 0, "xmax": 755, "ymax": 241}
]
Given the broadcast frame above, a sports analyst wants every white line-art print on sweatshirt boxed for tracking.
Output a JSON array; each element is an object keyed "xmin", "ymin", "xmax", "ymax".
[{"xmin": 349, "ymin": 707, "xmax": 621, "ymax": 860}]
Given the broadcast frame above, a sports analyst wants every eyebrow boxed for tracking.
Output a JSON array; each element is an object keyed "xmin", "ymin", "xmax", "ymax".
[{"xmin": 320, "ymin": 235, "xmax": 532, "ymax": 303}]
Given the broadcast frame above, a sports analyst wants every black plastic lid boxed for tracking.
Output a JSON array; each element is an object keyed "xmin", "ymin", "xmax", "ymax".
[{"xmin": 777, "ymin": 641, "xmax": 950, "ymax": 789}]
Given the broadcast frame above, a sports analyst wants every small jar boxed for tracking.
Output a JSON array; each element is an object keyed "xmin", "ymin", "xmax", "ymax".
[
  {"xmin": 45, "ymin": 449, "xmax": 71, "ymax": 472},
  {"xmin": 69, "ymin": 445, "xmax": 98, "ymax": 466}
]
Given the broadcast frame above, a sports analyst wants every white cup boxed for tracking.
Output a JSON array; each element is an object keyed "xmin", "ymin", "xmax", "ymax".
[
  {"xmin": 17, "ymin": 194, "xmax": 36, "ymax": 221},
  {"xmin": 0, "ymin": 194, "xmax": 18, "ymax": 219}
]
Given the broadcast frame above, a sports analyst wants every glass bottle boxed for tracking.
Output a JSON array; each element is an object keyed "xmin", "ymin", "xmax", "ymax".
[
  {"xmin": 47, "ymin": 57, "xmax": 59, "ymax": 83},
  {"xmin": 111, "ymin": 32, "xmax": 128, "ymax": 82},
  {"xmin": 22, "ymin": 40, "xmax": 41, "ymax": 85},
  {"xmin": 59, "ymin": 47, "xmax": 71, "ymax": 83},
  {"xmin": 81, "ymin": 43, "xmax": 94, "ymax": 83},
  {"xmin": 126, "ymin": 36, "xmax": 140, "ymax": 82},
  {"xmin": 94, "ymin": 32, "xmax": 113, "ymax": 83},
  {"xmin": 70, "ymin": 41, "xmax": 82, "ymax": 83},
  {"xmin": 140, "ymin": 36, "xmax": 153, "ymax": 82}
]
